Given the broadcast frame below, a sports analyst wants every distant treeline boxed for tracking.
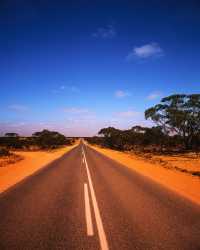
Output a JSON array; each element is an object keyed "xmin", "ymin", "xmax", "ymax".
[
  {"xmin": 0, "ymin": 129, "xmax": 75, "ymax": 150},
  {"xmin": 86, "ymin": 94, "xmax": 200, "ymax": 152}
]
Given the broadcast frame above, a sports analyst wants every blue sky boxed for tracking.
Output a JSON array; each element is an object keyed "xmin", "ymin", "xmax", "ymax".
[{"xmin": 0, "ymin": 0, "xmax": 200, "ymax": 136}]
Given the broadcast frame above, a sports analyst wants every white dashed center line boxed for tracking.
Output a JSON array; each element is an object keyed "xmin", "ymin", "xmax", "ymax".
[
  {"xmin": 84, "ymin": 183, "xmax": 94, "ymax": 236},
  {"xmin": 82, "ymin": 146, "xmax": 109, "ymax": 250}
]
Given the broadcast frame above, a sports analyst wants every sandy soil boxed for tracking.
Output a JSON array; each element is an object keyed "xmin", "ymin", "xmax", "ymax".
[
  {"xmin": 0, "ymin": 144, "xmax": 77, "ymax": 193},
  {"xmin": 90, "ymin": 145, "xmax": 200, "ymax": 205},
  {"xmin": 132, "ymin": 151, "xmax": 200, "ymax": 176},
  {"xmin": 0, "ymin": 154, "xmax": 24, "ymax": 168}
]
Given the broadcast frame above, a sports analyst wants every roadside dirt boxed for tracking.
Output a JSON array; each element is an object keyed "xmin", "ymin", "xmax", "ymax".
[
  {"xmin": 90, "ymin": 145, "xmax": 200, "ymax": 205},
  {"xmin": 0, "ymin": 144, "xmax": 77, "ymax": 193},
  {"xmin": 133, "ymin": 151, "xmax": 200, "ymax": 177},
  {"xmin": 0, "ymin": 153, "xmax": 24, "ymax": 168}
]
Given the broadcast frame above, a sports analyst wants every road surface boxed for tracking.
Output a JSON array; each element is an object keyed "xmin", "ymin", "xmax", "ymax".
[{"xmin": 0, "ymin": 142, "xmax": 200, "ymax": 250}]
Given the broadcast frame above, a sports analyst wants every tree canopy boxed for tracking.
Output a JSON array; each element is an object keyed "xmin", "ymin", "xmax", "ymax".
[
  {"xmin": 5, "ymin": 133, "xmax": 19, "ymax": 137},
  {"xmin": 32, "ymin": 129, "xmax": 67, "ymax": 149},
  {"xmin": 145, "ymin": 94, "xmax": 200, "ymax": 149}
]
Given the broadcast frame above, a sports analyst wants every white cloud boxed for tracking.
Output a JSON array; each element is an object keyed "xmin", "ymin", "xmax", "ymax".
[
  {"xmin": 147, "ymin": 91, "xmax": 162, "ymax": 100},
  {"xmin": 9, "ymin": 122, "xmax": 26, "ymax": 127},
  {"xmin": 0, "ymin": 122, "xmax": 60, "ymax": 136},
  {"xmin": 0, "ymin": 109, "xmax": 151, "ymax": 137},
  {"xmin": 68, "ymin": 86, "xmax": 80, "ymax": 93},
  {"xmin": 92, "ymin": 25, "xmax": 116, "ymax": 39},
  {"xmin": 63, "ymin": 107, "xmax": 89, "ymax": 114},
  {"xmin": 116, "ymin": 110, "xmax": 141, "ymax": 118},
  {"xmin": 127, "ymin": 43, "xmax": 164, "ymax": 60},
  {"xmin": 52, "ymin": 85, "xmax": 80, "ymax": 94},
  {"xmin": 60, "ymin": 85, "xmax": 66, "ymax": 90},
  {"xmin": 115, "ymin": 90, "xmax": 131, "ymax": 98},
  {"xmin": 8, "ymin": 104, "xmax": 29, "ymax": 112}
]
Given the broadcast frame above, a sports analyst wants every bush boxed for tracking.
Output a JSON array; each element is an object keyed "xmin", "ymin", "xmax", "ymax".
[
  {"xmin": 0, "ymin": 137, "xmax": 24, "ymax": 149},
  {"xmin": 86, "ymin": 123, "xmax": 200, "ymax": 153},
  {"xmin": 0, "ymin": 131, "xmax": 73, "ymax": 150},
  {"xmin": 32, "ymin": 129, "xmax": 70, "ymax": 149},
  {"xmin": 0, "ymin": 148, "xmax": 10, "ymax": 156}
]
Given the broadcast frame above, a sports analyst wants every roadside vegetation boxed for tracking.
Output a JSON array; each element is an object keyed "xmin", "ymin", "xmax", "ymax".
[
  {"xmin": 0, "ymin": 130, "xmax": 75, "ymax": 167},
  {"xmin": 87, "ymin": 94, "xmax": 200, "ymax": 153},
  {"xmin": 0, "ymin": 129, "xmax": 74, "ymax": 152},
  {"xmin": 86, "ymin": 94, "xmax": 200, "ymax": 178}
]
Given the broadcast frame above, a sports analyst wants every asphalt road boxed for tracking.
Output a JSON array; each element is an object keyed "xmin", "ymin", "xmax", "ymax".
[{"xmin": 0, "ymin": 142, "xmax": 200, "ymax": 250}]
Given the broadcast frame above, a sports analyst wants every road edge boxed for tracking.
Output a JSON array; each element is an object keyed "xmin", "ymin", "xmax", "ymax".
[
  {"xmin": 0, "ymin": 144, "xmax": 78, "ymax": 198},
  {"xmin": 87, "ymin": 144, "xmax": 200, "ymax": 206}
]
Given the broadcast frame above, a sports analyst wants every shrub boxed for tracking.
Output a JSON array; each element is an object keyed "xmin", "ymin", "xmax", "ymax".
[
  {"xmin": 0, "ymin": 148, "xmax": 10, "ymax": 157},
  {"xmin": 32, "ymin": 129, "xmax": 70, "ymax": 149}
]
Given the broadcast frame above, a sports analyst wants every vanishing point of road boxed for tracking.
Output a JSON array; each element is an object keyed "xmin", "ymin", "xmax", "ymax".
[{"xmin": 0, "ymin": 142, "xmax": 200, "ymax": 250}]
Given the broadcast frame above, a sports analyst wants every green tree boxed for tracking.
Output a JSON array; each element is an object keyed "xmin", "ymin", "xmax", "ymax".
[
  {"xmin": 145, "ymin": 94, "xmax": 200, "ymax": 149},
  {"xmin": 5, "ymin": 133, "xmax": 19, "ymax": 137},
  {"xmin": 32, "ymin": 129, "xmax": 67, "ymax": 149},
  {"xmin": 98, "ymin": 127, "xmax": 124, "ymax": 150}
]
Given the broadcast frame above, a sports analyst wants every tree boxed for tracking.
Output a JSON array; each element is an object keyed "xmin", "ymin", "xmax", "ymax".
[
  {"xmin": 1, "ymin": 132, "xmax": 22, "ymax": 148},
  {"xmin": 142, "ymin": 126, "xmax": 166, "ymax": 149},
  {"xmin": 145, "ymin": 94, "xmax": 200, "ymax": 149},
  {"xmin": 98, "ymin": 127, "xmax": 125, "ymax": 150},
  {"xmin": 32, "ymin": 129, "xmax": 67, "ymax": 149},
  {"xmin": 5, "ymin": 133, "xmax": 19, "ymax": 137}
]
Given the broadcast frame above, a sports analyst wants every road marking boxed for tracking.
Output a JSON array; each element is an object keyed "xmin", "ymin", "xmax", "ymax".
[
  {"xmin": 82, "ymin": 148, "xmax": 109, "ymax": 250},
  {"xmin": 82, "ymin": 147, "xmax": 85, "ymax": 164},
  {"xmin": 84, "ymin": 183, "xmax": 94, "ymax": 236}
]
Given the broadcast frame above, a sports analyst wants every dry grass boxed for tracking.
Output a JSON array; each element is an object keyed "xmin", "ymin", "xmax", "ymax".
[{"xmin": 131, "ymin": 151, "xmax": 200, "ymax": 177}]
